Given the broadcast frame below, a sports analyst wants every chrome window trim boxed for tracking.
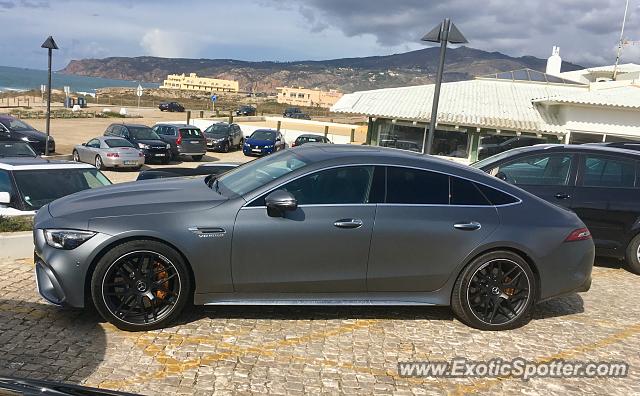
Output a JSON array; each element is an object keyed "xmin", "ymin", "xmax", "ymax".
[{"xmin": 242, "ymin": 163, "xmax": 522, "ymax": 209}]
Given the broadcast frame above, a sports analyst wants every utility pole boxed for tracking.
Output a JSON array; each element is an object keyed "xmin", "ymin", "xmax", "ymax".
[
  {"xmin": 41, "ymin": 36, "xmax": 58, "ymax": 156},
  {"xmin": 420, "ymin": 19, "xmax": 467, "ymax": 155},
  {"xmin": 613, "ymin": 0, "xmax": 630, "ymax": 80}
]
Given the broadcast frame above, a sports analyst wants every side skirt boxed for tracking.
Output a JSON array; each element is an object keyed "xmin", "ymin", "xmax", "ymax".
[{"xmin": 194, "ymin": 292, "xmax": 450, "ymax": 306}]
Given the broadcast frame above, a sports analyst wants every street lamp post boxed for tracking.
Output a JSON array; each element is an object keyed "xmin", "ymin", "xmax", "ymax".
[
  {"xmin": 41, "ymin": 36, "xmax": 59, "ymax": 156},
  {"xmin": 421, "ymin": 19, "xmax": 467, "ymax": 155}
]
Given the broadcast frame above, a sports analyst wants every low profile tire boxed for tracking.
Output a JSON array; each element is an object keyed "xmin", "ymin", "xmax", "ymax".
[
  {"xmin": 72, "ymin": 150, "xmax": 80, "ymax": 162},
  {"xmin": 451, "ymin": 251, "xmax": 536, "ymax": 331},
  {"xmin": 624, "ymin": 234, "xmax": 640, "ymax": 274},
  {"xmin": 192, "ymin": 155, "xmax": 203, "ymax": 161},
  {"xmin": 91, "ymin": 240, "xmax": 192, "ymax": 331},
  {"xmin": 95, "ymin": 155, "xmax": 105, "ymax": 170}
]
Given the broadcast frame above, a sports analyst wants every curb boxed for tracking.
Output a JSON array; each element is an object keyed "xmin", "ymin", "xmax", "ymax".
[{"xmin": 0, "ymin": 231, "xmax": 33, "ymax": 260}]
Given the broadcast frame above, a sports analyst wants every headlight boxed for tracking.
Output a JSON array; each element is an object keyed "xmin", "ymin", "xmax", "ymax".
[
  {"xmin": 264, "ymin": 145, "xmax": 273, "ymax": 149},
  {"xmin": 243, "ymin": 142, "xmax": 250, "ymax": 146},
  {"xmin": 138, "ymin": 143, "xmax": 149, "ymax": 149},
  {"xmin": 166, "ymin": 144, "xmax": 171, "ymax": 149},
  {"xmin": 44, "ymin": 229, "xmax": 96, "ymax": 250}
]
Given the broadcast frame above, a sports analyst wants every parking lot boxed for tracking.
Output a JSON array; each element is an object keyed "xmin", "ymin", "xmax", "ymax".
[{"xmin": 0, "ymin": 257, "xmax": 638, "ymax": 395}]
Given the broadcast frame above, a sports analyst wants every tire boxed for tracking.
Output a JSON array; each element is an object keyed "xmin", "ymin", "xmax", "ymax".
[
  {"xmin": 624, "ymin": 234, "xmax": 640, "ymax": 274},
  {"xmin": 95, "ymin": 155, "xmax": 105, "ymax": 170},
  {"xmin": 451, "ymin": 250, "xmax": 536, "ymax": 331},
  {"xmin": 223, "ymin": 142, "xmax": 230, "ymax": 153},
  {"xmin": 192, "ymin": 155, "xmax": 203, "ymax": 162},
  {"xmin": 90, "ymin": 240, "xmax": 192, "ymax": 331},
  {"xmin": 238, "ymin": 138, "xmax": 244, "ymax": 150},
  {"xmin": 72, "ymin": 150, "xmax": 80, "ymax": 162}
]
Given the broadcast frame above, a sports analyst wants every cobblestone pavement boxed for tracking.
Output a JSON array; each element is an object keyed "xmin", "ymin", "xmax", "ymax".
[{"xmin": 0, "ymin": 258, "xmax": 639, "ymax": 395}]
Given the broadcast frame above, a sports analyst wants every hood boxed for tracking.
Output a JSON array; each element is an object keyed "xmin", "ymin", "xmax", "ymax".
[
  {"xmin": 246, "ymin": 138, "xmax": 274, "ymax": 146},
  {"xmin": 13, "ymin": 129, "xmax": 47, "ymax": 141},
  {"xmin": 48, "ymin": 176, "xmax": 227, "ymax": 220},
  {"xmin": 132, "ymin": 139, "xmax": 166, "ymax": 146}
]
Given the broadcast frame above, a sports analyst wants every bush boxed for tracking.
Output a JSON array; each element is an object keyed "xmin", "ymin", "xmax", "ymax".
[{"xmin": 0, "ymin": 216, "xmax": 34, "ymax": 232}]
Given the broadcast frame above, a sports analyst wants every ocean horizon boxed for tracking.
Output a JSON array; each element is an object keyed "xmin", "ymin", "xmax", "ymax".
[{"xmin": 0, "ymin": 65, "xmax": 159, "ymax": 93}]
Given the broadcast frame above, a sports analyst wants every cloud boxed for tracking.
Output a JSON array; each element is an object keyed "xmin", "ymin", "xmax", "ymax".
[
  {"xmin": 0, "ymin": 1, "xmax": 15, "ymax": 8},
  {"xmin": 140, "ymin": 29, "xmax": 193, "ymax": 58}
]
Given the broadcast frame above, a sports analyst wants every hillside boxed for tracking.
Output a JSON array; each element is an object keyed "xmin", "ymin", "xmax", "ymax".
[{"xmin": 61, "ymin": 46, "xmax": 583, "ymax": 93}]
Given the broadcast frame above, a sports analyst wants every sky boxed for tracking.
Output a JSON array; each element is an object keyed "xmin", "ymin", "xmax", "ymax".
[{"xmin": 0, "ymin": 0, "xmax": 639, "ymax": 70}]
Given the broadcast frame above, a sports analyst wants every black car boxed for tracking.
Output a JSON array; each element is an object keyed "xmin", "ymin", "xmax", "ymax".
[
  {"xmin": 0, "ymin": 114, "xmax": 55, "ymax": 154},
  {"xmin": 136, "ymin": 162, "xmax": 239, "ymax": 180},
  {"xmin": 477, "ymin": 136, "xmax": 546, "ymax": 160},
  {"xmin": 104, "ymin": 123, "xmax": 172, "ymax": 164},
  {"xmin": 289, "ymin": 112, "xmax": 311, "ymax": 120},
  {"xmin": 236, "ymin": 105, "xmax": 256, "ymax": 116},
  {"xmin": 202, "ymin": 123, "xmax": 244, "ymax": 152},
  {"xmin": 291, "ymin": 134, "xmax": 332, "ymax": 147},
  {"xmin": 585, "ymin": 141, "xmax": 640, "ymax": 152},
  {"xmin": 158, "ymin": 102, "xmax": 185, "ymax": 112},
  {"xmin": 472, "ymin": 144, "xmax": 640, "ymax": 273},
  {"xmin": 0, "ymin": 141, "xmax": 38, "ymax": 158},
  {"xmin": 283, "ymin": 107, "xmax": 302, "ymax": 117},
  {"xmin": 152, "ymin": 124, "xmax": 207, "ymax": 161}
]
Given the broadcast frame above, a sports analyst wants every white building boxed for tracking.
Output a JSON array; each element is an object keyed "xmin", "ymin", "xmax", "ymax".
[{"xmin": 331, "ymin": 47, "xmax": 640, "ymax": 163}]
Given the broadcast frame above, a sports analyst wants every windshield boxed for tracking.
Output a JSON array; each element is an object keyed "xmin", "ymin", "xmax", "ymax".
[
  {"xmin": 13, "ymin": 168, "xmax": 112, "ymax": 210},
  {"xmin": 129, "ymin": 126, "xmax": 160, "ymax": 140},
  {"xmin": 471, "ymin": 149, "xmax": 524, "ymax": 169},
  {"xmin": 105, "ymin": 139, "xmax": 134, "ymax": 148},
  {"xmin": 250, "ymin": 130, "xmax": 276, "ymax": 141},
  {"xmin": 0, "ymin": 142, "xmax": 37, "ymax": 157},
  {"xmin": 2, "ymin": 118, "xmax": 36, "ymax": 132},
  {"xmin": 204, "ymin": 124, "xmax": 230, "ymax": 136},
  {"xmin": 217, "ymin": 150, "xmax": 308, "ymax": 196}
]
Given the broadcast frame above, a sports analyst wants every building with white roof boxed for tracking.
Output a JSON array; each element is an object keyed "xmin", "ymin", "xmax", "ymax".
[{"xmin": 331, "ymin": 48, "xmax": 640, "ymax": 163}]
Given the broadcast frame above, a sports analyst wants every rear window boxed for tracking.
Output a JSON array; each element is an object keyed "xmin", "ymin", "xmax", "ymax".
[
  {"xmin": 475, "ymin": 183, "xmax": 519, "ymax": 205},
  {"xmin": 105, "ymin": 139, "xmax": 134, "ymax": 148},
  {"xmin": 386, "ymin": 167, "xmax": 449, "ymax": 204},
  {"xmin": 180, "ymin": 128, "xmax": 202, "ymax": 138},
  {"xmin": 450, "ymin": 177, "xmax": 491, "ymax": 206}
]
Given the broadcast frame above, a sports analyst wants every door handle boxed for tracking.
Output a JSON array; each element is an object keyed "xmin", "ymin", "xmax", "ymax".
[
  {"xmin": 453, "ymin": 221, "xmax": 482, "ymax": 231},
  {"xmin": 554, "ymin": 193, "xmax": 571, "ymax": 200},
  {"xmin": 333, "ymin": 219, "xmax": 363, "ymax": 229}
]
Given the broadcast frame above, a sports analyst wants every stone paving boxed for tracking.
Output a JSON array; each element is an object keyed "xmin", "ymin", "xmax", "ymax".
[{"xmin": 0, "ymin": 257, "xmax": 639, "ymax": 395}]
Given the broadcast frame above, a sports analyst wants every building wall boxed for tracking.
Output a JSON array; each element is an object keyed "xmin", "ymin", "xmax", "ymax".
[
  {"xmin": 276, "ymin": 87, "xmax": 343, "ymax": 108},
  {"xmin": 560, "ymin": 105, "xmax": 640, "ymax": 139},
  {"xmin": 160, "ymin": 73, "xmax": 239, "ymax": 93}
]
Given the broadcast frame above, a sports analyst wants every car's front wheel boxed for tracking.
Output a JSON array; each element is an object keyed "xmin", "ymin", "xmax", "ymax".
[
  {"xmin": 91, "ymin": 240, "xmax": 192, "ymax": 331},
  {"xmin": 451, "ymin": 251, "xmax": 535, "ymax": 330},
  {"xmin": 624, "ymin": 234, "xmax": 640, "ymax": 274}
]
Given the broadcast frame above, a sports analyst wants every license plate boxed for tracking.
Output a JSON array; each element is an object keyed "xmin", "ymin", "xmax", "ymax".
[
  {"xmin": 252, "ymin": 148, "xmax": 261, "ymax": 152},
  {"xmin": 124, "ymin": 160, "xmax": 137, "ymax": 165},
  {"xmin": 154, "ymin": 153, "xmax": 165, "ymax": 157},
  {"xmin": 190, "ymin": 141, "xmax": 200, "ymax": 144}
]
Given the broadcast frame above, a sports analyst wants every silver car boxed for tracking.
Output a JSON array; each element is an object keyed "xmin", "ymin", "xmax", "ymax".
[
  {"xmin": 73, "ymin": 137, "xmax": 145, "ymax": 170},
  {"xmin": 34, "ymin": 145, "xmax": 594, "ymax": 332}
]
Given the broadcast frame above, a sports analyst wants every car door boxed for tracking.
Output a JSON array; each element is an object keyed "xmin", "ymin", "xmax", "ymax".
[
  {"xmin": 571, "ymin": 153, "xmax": 639, "ymax": 253},
  {"xmin": 232, "ymin": 165, "xmax": 377, "ymax": 293},
  {"xmin": 367, "ymin": 166, "xmax": 501, "ymax": 292},
  {"xmin": 81, "ymin": 139, "xmax": 100, "ymax": 162},
  {"xmin": 490, "ymin": 152, "xmax": 576, "ymax": 207}
]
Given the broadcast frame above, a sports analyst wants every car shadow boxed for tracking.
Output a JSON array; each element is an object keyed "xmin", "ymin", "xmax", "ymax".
[
  {"xmin": 532, "ymin": 293, "xmax": 584, "ymax": 320},
  {"xmin": 0, "ymin": 299, "xmax": 106, "ymax": 384}
]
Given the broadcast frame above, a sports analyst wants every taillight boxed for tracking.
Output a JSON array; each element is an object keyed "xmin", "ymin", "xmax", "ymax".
[
  {"xmin": 176, "ymin": 133, "xmax": 182, "ymax": 145},
  {"xmin": 565, "ymin": 228, "xmax": 591, "ymax": 242},
  {"xmin": 106, "ymin": 152, "xmax": 120, "ymax": 158},
  {"xmin": 291, "ymin": 142, "xmax": 297, "ymax": 147}
]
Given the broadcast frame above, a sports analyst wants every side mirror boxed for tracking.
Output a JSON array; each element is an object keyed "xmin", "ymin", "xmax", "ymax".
[
  {"xmin": 81, "ymin": 143, "xmax": 86, "ymax": 146},
  {"xmin": 0, "ymin": 192, "xmax": 11, "ymax": 205},
  {"xmin": 265, "ymin": 190, "xmax": 297, "ymax": 217}
]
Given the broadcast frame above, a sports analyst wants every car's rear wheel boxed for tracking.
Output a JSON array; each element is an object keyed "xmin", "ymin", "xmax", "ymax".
[
  {"xmin": 624, "ymin": 234, "xmax": 640, "ymax": 274},
  {"xmin": 192, "ymin": 155, "xmax": 203, "ymax": 161},
  {"xmin": 91, "ymin": 240, "xmax": 191, "ymax": 331},
  {"xmin": 238, "ymin": 138, "xmax": 244, "ymax": 150},
  {"xmin": 95, "ymin": 155, "xmax": 105, "ymax": 170},
  {"xmin": 72, "ymin": 150, "xmax": 80, "ymax": 162},
  {"xmin": 451, "ymin": 251, "xmax": 535, "ymax": 330}
]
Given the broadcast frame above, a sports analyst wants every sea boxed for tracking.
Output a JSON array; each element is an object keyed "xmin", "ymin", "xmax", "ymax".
[{"xmin": 0, "ymin": 65, "xmax": 159, "ymax": 94}]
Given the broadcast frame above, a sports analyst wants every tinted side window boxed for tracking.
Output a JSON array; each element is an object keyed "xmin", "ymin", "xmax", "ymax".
[
  {"xmin": 0, "ymin": 170, "xmax": 13, "ymax": 194},
  {"xmin": 498, "ymin": 154, "xmax": 571, "ymax": 186},
  {"xmin": 475, "ymin": 184, "xmax": 519, "ymax": 205},
  {"xmin": 450, "ymin": 177, "xmax": 491, "ymax": 205},
  {"xmin": 582, "ymin": 155, "xmax": 636, "ymax": 188},
  {"xmin": 386, "ymin": 167, "xmax": 448, "ymax": 204},
  {"xmin": 280, "ymin": 166, "xmax": 374, "ymax": 205}
]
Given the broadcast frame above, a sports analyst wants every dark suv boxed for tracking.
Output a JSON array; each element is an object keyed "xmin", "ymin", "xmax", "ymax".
[
  {"xmin": 235, "ymin": 105, "xmax": 256, "ymax": 116},
  {"xmin": 283, "ymin": 107, "xmax": 302, "ymax": 117},
  {"xmin": 158, "ymin": 102, "xmax": 185, "ymax": 112},
  {"xmin": 104, "ymin": 124, "xmax": 171, "ymax": 163},
  {"xmin": 202, "ymin": 123, "xmax": 244, "ymax": 152},
  {"xmin": 0, "ymin": 114, "xmax": 55, "ymax": 154},
  {"xmin": 152, "ymin": 124, "xmax": 207, "ymax": 161}
]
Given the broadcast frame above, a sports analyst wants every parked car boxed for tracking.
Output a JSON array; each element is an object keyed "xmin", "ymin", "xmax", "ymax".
[
  {"xmin": 158, "ymin": 102, "xmax": 185, "ymax": 112},
  {"xmin": 289, "ymin": 113, "xmax": 311, "ymax": 120},
  {"xmin": 0, "ymin": 376, "xmax": 137, "ymax": 396},
  {"xmin": 104, "ymin": 124, "xmax": 171, "ymax": 164},
  {"xmin": 477, "ymin": 136, "xmax": 546, "ymax": 160},
  {"xmin": 585, "ymin": 141, "xmax": 640, "ymax": 152},
  {"xmin": 33, "ymin": 145, "xmax": 593, "ymax": 332},
  {"xmin": 136, "ymin": 162, "xmax": 239, "ymax": 181},
  {"xmin": 291, "ymin": 134, "xmax": 332, "ymax": 147},
  {"xmin": 283, "ymin": 107, "xmax": 302, "ymax": 117},
  {"xmin": 202, "ymin": 123, "xmax": 244, "ymax": 152},
  {"xmin": 73, "ymin": 137, "xmax": 145, "ymax": 170},
  {"xmin": 0, "ymin": 141, "xmax": 38, "ymax": 158},
  {"xmin": 0, "ymin": 158, "xmax": 111, "ymax": 217},
  {"xmin": 0, "ymin": 114, "xmax": 55, "ymax": 154},
  {"xmin": 235, "ymin": 105, "xmax": 256, "ymax": 116},
  {"xmin": 379, "ymin": 139, "xmax": 421, "ymax": 152},
  {"xmin": 152, "ymin": 124, "xmax": 207, "ymax": 161},
  {"xmin": 472, "ymin": 144, "xmax": 640, "ymax": 273},
  {"xmin": 242, "ymin": 129, "xmax": 285, "ymax": 156}
]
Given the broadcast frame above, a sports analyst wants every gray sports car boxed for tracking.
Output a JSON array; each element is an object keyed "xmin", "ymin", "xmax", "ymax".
[
  {"xmin": 33, "ymin": 145, "xmax": 594, "ymax": 331},
  {"xmin": 73, "ymin": 137, "xmax": 145, "ymax": 170}
]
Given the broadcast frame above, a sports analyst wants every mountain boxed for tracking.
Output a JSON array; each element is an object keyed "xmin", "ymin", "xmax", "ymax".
[{"xmin": 60, "ymin": 46, "xmax": 584, "ymax": 93}]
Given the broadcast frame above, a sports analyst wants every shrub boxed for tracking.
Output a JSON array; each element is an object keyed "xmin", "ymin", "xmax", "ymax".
[{"xmin": 0, "ymin": 216, "xmax": 34, "ymax": 232}]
